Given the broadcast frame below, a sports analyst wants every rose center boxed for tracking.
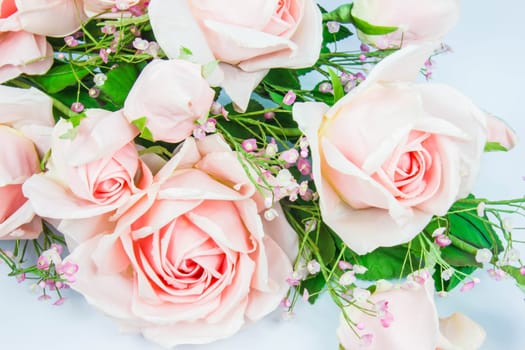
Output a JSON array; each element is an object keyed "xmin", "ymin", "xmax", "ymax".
[
  {"xmin": 263, "ymin": 0, "xmax": 301, "ymax": 37},
  {"xmin": 0, "ymin": 0, "xmax": 17, "ymax": 19},
  {"xmin": 94, "ymin": 177, "xmax": 125, "ymax": 199},
  {"xmin": 0, "ymin": 184, "xmax": 27, "ymax": 222}
]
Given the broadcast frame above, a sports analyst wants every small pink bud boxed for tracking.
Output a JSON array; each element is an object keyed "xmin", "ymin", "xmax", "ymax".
[
  {"xmin": 520, "ymin": 266, "xmax": 525, "ymax": 276},
  {"xmin": 280, "ymin": 149, "xmax": 300, "ymax": 164},
  {"xmin": 88, "ymin": 87, "xmax": 100, "ymax": 98},
  {"xmin": 192, "ymin": 126, "xmax": 206, "ymax": 140},
  {"xmin": 64, "ymin": 36, "xmax": 78, "ymax": 47},
  {"xmin": 280, "ymin": 297, "xmax": 292, "ymax": 308},
  {"xmin": 241, "ymin": 138, "xmax": 257, "ymax": 152},
  {"xmin": 435, "ymin": 234, "xmax": 452, "ymax": 247},
  {"xmin": 37, "ymin": 256, "xmax": 50, "ymax": 270},
  {"xmin": 338, "ymin": 261, "xmax": 353, "ymax": 270},
  {"xmin": 70, "ymin": 102, "xmax": 84, "ymax": 113},
  {"xmin": 282, "ymin": 90, "xmax": 296, "ymax": 105},
  {"xmin": 302, "ymin": 288, "xmax": 310, "ymax": 301},
  {"xmin": 38, "ymin": 294, "xmax": 52, "ymax": 301},
  {"xmin": 16, "ymin": 273, "xmax": 26, "ymax": 283},
  {"xmin": 359, "ymin": 54, "xmax": 366, "ymax": 62},
  {"xmin": 326, "ymin": 21, "xmax": 340, "ymax": 33},
  {"xmin": 360, "ymin": 44, "xmax": 370, "ymax": 52},
  {"xmin": 360, "ymin": 333, "xmax": 373, "ymax": 347},
  {"xmin": 99, "ymin": 48, "xmax": 109, "ymax": 63},
  {"xmin": 210, "ymin": 101, "xmax": 222, "ymax": 115},
  {"xmin": 53, "ymin": 297, "xmax": 67, "ymax": 306},
  {"xmin": 285, "ymin": 277, "xmax": 300, "ymax": 286},
  {"xmin": 356, "ymin": 322, "xmax": 366, "ymax": 330},
  {"xmin": 264, "ymin": 111, "xmax": 275, "ymax": 120},
  {"xmin": 132, "ymin": 37, "xmax": 149, "ymax": 51},
  {"xmin": 297, "ymin": 157, "xmax": 311, "ymax": 175},
  {"xmin": 318, "ymin": 82, "xmax": 333, "ymax": 94},
  {"xmin": 101, "ymin": 25, "xmax": 116, "ymax": 34},
  {"xmin": 203, "ymin": 118, "xmax": 217, "ymax": 133}
]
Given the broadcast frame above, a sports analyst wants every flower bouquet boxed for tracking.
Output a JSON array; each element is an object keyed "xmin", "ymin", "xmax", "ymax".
[{"xmin": 0, "ymin": 0, "xmax": 524, "ymax": 349}]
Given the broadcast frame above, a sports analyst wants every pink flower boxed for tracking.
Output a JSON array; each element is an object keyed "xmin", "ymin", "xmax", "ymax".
[
  {"xmin": 337, "ymin": 271, "xmax": 486, "ymax": 349},
  {"xmin": 65, "ymin": 135, "xmax": 296, "ymax": 347},
  {"xmin": 148, "ymin": 0, "xmax": 323, "ymax": 111},
  {"xmin": 124, "ymin": 59, "xmax": 216, "ymax": 143},
  {"xmin": 0, "ymin": 85, "xmax": 54, "ymax": 240},
  {"xmin": 23, "ymin": 109, "xmax": 153, "ymax": 246},
  {"xmin": 0, "ymin": 0, "xmax": 85, "ymax": 83},
  {"xmin": 294, "ymin": 44, "xmax": 491, "ymax": 254},
  {"xmin": 351, "ymin": 0, "xmax": 459, "ymax": 49}
]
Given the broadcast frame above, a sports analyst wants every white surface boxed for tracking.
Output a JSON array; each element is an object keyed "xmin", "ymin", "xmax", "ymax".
[{"xmin": 2, "ymin": 1, "xmax": 525, "ymax": 349}]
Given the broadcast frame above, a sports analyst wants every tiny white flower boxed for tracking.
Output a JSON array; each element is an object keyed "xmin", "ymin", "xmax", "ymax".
[{"xmin": 475, "ymin": 248, "xmax": 492, "ymax": 264}]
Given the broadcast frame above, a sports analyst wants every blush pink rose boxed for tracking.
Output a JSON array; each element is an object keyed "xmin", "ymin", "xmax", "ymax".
[
  {"xmin": 148, "ymin": 0, "xmax": 323, "ymax": 111},
  {"xmin": 65, "ymin": 135, "xmax": 296, "ymax": 347},
  {"xmin": 351, "ymin": 0, "xmax": 459, "ymax": 49},
  {"xmin": 23, "ymin": 109, "xmax": 153, "ymax": 226},
  {"xmin": 0, "ymin": 0, "xmax": 85, "ymax": 83},
  {"xmin": 337, "ymin": 272, "xmax": 485, "ymax": 349},
  {"xmin": 293, "ymin": 44, "xmax": 504, "ymax": 254},
  {"xmin": 124, "ymin": 59, "xmax": 215, "ymax": 143},
  {"xmin": 0, "ymin": 85, "xmax": 54, "ymax": 240}
]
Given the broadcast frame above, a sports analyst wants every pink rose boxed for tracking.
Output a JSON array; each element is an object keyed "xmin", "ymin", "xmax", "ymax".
[
  {"xmin": 124, "ymin": 59, "xmax": 215, "ymax": 143},
  {"xmin": 65, "ymin": 135, "xmax": 296, "ymax": 347},
  {"xmin": 337, "ymin": 272, "xmax": 485, "ymax": 349},
  {"xmin": 0, "ymin": 0, "xmax": 85, "ymax": 83},
  {"xmin": 351, "ymin": 0, "xmax": 459, "ymax": 49},
  {"xmin": 148, "ymin": 0, "xmax": 323, "ymax": 111},
  {"xmin": 294, "ymin": 44, "xmax": 494, "ymax": 254},
  {"xmin": 23, "ymin": 109, "xmax": 152, "ymax": 230},
  {"xmin": 0, "ymin": 85, "xmax": 54, "ymax": 239}
]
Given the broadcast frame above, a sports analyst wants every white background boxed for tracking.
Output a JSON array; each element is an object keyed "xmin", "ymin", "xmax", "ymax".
[{"xmin": 1, "ymin": 0, "xmax": 525, "ymax": 349}]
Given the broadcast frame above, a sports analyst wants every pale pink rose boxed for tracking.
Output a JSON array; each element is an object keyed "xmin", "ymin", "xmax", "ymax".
[
  {"xmin": 124, "ymin": 59, "xmax": 215, "ymax": 143},
  {"xmin": 0, "ymin": 0, "xmax": 84, "ymax": 37},
  {"xmin": 337, "ymin": 272, "xmax": 485, "ymax": 350},
  {"xmin": 0, "ymin": 30, "xmax": 53, "ymax": 84},
  {"xmin": 23, "ymin": 109, "xmax": 153, "ymax": 226},
  {"xmin": 65, "ymin": 135, "xmax": 296, "ymax": 347},
  {"xmin": 294, "ymin": 44, "xmax": 491, "ymax": 254},
  {"xmin": 148, "ymin": 0, "xmax": 323, "ymax": 111},
  {"xmin": 0, "ymin": 0, "xmax": 85, "ymax": 83},
  {"xmin": 0, "ymin": 85, "xmax": 55, "ymax": 240},
  {"xmin": 351, "ymin": 0, "xmax": 459, "ymax": 49}
]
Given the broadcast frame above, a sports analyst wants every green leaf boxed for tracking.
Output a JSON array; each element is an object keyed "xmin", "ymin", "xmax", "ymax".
[
  {"xmin": 357, "ymin": 245, "xmax": 416, "ymax": 281},
  {"xmin": 440, "ymin": 245, "xmax": 480, "ymax": 267},
  {"xmin": 322, "ymin": 3, "xmax": 353, "ymax": 23},
  {"xmin": 301, "ymin": 273, "xmax": 326, "ymax": 304},
  {"xmin": 131, "ymin": 116, "xmax": 154, "ymax": 141},
  {"xmin": 264, "ymin": 69, "xmax": 301, "ymax": 90},
  {"xmin": 69, "ymin": 113, "xmax": 86, "ymax": 128},
  {"xmin": 484, "ymin": 141, "xmax": 508, "ymax": 152},
  {"xmin": 59, "ymin": 127, "xmax": 78, "ymax": 140},
  {"xmin": 352, "ymin": 16, "xmax": 398, "ymax": 35},
  {"xmin": 100, "ymin": 64, "xmax": 138, "ymax": 107},
  {"xmin": 317, "ymin": 224, "xmax": 336, "ymax": 264},
  {"xmin": 32, "ymin": 63, "xmax": 90, "ymax": 94},
  {"xmin": 328, "ymin": 68, "xmax": 344, "ymax": 103}
]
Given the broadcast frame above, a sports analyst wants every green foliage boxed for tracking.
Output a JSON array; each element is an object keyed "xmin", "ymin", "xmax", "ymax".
[
  {"xmin": 501, "ymin": 266, "xmax": 525, "ymax": 292},
  {"xmin": 351, "ymin": 16, "xmax": 398, "ymax": 35},
  {"xmin": 131, "ymin": 116, "xmax": 154, "ymax": 141},
  {"xmin": 264, "ymin": 69, "xmax": 301, "ymax": 90},
  {"xmin": 100, "ymin": 63, "xmax": 139, "ymax": 107},
  {"xmin": 356, "ymin": 244, "xmax": 419, "ymax": 281},
  {"xmin": 32, "ymin": 63, "xmax": 89, "ymax": 94},
  {"xmin": 484, "ymin": 141, "xmax": 509, "ymax": 152},
  {"xmin": 328, "ymin": 68, "xmax": 344, "ymax": 104}
]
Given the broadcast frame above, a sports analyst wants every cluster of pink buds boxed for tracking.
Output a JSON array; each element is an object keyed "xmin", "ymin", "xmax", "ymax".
[
  {"xmin": 193, "ymin": 118, "xmax": 217, "ymax": 140},
  {"xmin": 111, "ymin": 1, "xmax": 148, "ymax": 16},
  {"xmin": 34, "ymin": 244, "xmax": 79, "ymax": 305},
  {"xmin": 375, "ymin": 300, "xmax": 394, "ymax": 328}
]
